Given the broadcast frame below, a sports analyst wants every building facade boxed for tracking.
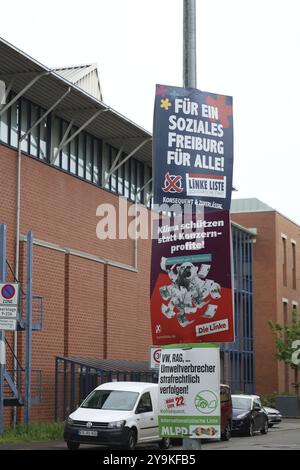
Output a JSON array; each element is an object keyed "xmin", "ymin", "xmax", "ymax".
[
  {"xmin": 231, "ymin": 198, "xmax": 300, "ymax": 396},
  {"xmin": 1, "ymin": 38, "xmax": 254, "ymax": 424}
]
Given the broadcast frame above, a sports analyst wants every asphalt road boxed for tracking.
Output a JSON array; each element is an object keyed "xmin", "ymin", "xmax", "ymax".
[{"xmin": 0, "ymin": 419, "xmax": 300, "ymax": 451}]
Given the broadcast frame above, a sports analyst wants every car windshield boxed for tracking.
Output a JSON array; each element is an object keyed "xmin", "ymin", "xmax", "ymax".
[
  {"xmin": 232, "ymin": 397, "xmax": 252, "ymax": 411},
  {"xmin": 81, "ymin": 390, "xmax": 139, "ymax": 411}
]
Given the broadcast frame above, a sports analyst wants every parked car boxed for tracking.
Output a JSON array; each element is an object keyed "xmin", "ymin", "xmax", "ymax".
[
  {"xmin": 263, "ymin": 406, "xmax": 282, "ymax": 427},
  {"xmin": 231, "ymin": 394, "xmax": 269, "ymax": 436},
  {"xmin": 220, "ymin": 384, "xmax": 233, "ymax": 441},
  {"xmin": 64, "ymin": 382, "xmax": 170, "ymax": 450}
]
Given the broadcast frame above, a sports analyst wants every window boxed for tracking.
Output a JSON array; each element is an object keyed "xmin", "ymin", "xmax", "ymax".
[
  {"xmin": 78, "ymin": 133, "xmax": 85, "ymax": 178},
  {"xmin": 130, "ymin": 159, "xmax": 137, "ymax": 201},
  {"xmin": 282, "ymin": 236, "xmax": 287, "ymax": 286},
  {"xmin": 70, "ymin": 130, "xmax": 77, "ymax": 175},
  {"xmin": 20, "ymin": 99, "xmax": 29, "ymax": 152},
  {"xmin": 136, "ymin": 392, "xmax": 153, "ymax": 414},
  {"xmin": 124, "ymin": 159, "xmax": 130, "ymax": 199},
  {"xmin": 0, "ymin": 107, "xmax": 9, "ymax": 143},
  {"xmin": 61, "ymin": 121, "xmax": 69, "ymax": 171},
  {"xmin": 93, "ymin": 140, "xmax": 100, "ymax": 185},
  {"xmin": 10, "ymin": 101, "xmax": 19, "ymax": 147},
  {"xmin": 30, "ymin": 104, "xmax": 39, "ymax": 157},
  {"xmin": 86, "ymin": 135, "xmax": 93, "ymax": 181},
  {"xmin": 292, "ymin": 242, "xmax": 297, "ymax": 290},
  {"xmin": 52, "ymin": 116, "xmax": 61, "ymax": 167}
]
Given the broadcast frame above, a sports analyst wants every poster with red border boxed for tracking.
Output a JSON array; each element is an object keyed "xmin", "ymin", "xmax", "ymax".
[{"xmin": 150, "ymin": 210, "xmax": 234, "ymax": 345}]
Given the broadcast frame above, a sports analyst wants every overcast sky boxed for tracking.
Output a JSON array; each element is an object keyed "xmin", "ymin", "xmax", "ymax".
[{"xmin": 1, "ymin": 0, "xmax": 300, "ymax": 224}]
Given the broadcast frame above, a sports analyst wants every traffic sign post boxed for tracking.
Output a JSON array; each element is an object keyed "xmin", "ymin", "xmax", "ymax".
[
  {"xmin": 0, "ymin": 224, "xmax": 7, "ymax": 435},
  {"xmin": 0, "ymin": 283, "xmax": 19, "ymax": 332}
]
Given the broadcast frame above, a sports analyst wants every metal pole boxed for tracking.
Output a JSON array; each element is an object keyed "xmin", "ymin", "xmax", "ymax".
[
  {"xmin": 0, "ymin": 224, "xmax": 7, "ymax": 435},
  {"xmin": 183, "ymin": 0, "xmax": 197, "ymax": 89},
  {"xmin": 25, "ymin": 231, "xmax": 33, "ymax": 425},
  {"xmin": 182, "ymin": 0, "xmax": 201, "ymax": 450}
]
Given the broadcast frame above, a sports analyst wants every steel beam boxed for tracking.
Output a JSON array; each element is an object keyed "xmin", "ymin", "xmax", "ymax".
[
  {"xmin": 57, "ymin": 108, "xmax": 110, "ymax": 151},
  {"xmin": 52, "ymin": 118, "xmax": 74, "ymax": 163},
  {"xmin": 104, "ymin": 138, "xmax": 151, "ymax": 181},
  {"xmin": 0, "ymin": 72, "xmax": 48, "ymax": 117},
  {"xmin": 19, "ymin": 87, "xmax": 72, "ymax": 144},
  {"xmin": 102, "ymin": 144, "xmax": 124, "ymax": 188}
]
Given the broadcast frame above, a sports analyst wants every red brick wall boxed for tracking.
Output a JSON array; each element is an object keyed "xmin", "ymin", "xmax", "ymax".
[
  {"xmin": 231, "ymin": 210, "xmax": 300, "ymax": 396},
  {"xmin": 0, "ymin": 144, "xmax": 153, "ymax": 424}
]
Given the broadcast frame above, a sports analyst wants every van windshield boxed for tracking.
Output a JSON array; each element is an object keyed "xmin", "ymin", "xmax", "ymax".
[{"xmin": 81, "ymin": 390, "xmax": 139, "ymax": 411}]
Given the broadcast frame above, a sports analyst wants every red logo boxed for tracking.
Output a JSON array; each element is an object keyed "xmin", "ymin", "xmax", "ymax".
[{"xmin": 162, "ymin": 173, "xmax": 183, "ymax": 194}]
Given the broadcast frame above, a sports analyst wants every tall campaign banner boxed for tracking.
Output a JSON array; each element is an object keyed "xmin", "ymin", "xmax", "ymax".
[
  {"xmin": 153, "ymin": 84, "xmax": 233, "ymax": 211},
  {"xmin": 150, "ymin": 210, "xmax": 234, "ymax": 345},
  {"xmin": 158, "ymin": 344, "xmax": 221, "ymax": 439}
]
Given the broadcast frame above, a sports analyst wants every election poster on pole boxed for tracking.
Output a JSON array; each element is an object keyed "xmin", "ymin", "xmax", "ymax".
[
  {"xmin": 150, "ymin": 210, "xmax": 234, "ymax": 345},
  {"xmin": 158, "ymin": 343, "xmax": 221, "ymax": 439},
  {"xmin": 153, "ymin": 84, "xmax": 233, "ymax": 211}
]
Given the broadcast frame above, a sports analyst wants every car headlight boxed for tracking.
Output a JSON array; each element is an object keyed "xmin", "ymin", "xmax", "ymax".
[
  {"xmin": 108, "ymin": 420, "xmax": 126, "ymax": 429},
  {"xmin": 67, "ymin": 417, "xmax": 74, "ymax": 426},
  {"xmin": 236, "ymin": 412, "xmax": 249, "ymax": 420}
]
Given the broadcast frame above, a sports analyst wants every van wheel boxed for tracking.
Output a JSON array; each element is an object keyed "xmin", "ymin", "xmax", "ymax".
[
  {"xmin": 67, "ymin": 441, "xmax": 80, "ymax": 450},
  {"xmin": 159, "ymin": 437, "xmax": 171, "ymax": 449},
  {"xmin": 221, "ymin": 423, "xmax": 231, "ymax": 441},
  {"xmin": 127, "ymin": 429, "xmax": 137, "ymax": 450}
]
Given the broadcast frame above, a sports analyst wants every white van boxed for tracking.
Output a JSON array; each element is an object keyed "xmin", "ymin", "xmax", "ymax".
[{"xmin": 64, "ymin": 382, "xmax": 170, "ymax": 450}]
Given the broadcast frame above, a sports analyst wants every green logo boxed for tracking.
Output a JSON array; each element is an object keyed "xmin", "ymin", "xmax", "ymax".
[{"xmin": 195, "ymin": 390, "xmax": 218, "ymax": 414}]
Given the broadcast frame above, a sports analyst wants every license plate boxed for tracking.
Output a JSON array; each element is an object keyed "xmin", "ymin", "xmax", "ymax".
[{"xmin": 78, "ymin": 430, "xmax": 98, "ymax": 437}]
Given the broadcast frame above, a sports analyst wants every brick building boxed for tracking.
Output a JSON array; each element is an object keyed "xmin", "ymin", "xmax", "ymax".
[
  {"xmin": 0, "ymin": 37, "xmax": 255, "ymax": 424},
  {"xmin": 231, "ymin": 198, "xmax": 300, "ymax": 396}
]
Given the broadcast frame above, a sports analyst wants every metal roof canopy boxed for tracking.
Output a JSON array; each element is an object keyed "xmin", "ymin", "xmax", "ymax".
[
  {"xmin": 0, "ymin": 37, "xmax": 152, "ymax": 165},
  {"xmin": 56, "ymin": 356, "xmax": 152, "ymax": 373}
]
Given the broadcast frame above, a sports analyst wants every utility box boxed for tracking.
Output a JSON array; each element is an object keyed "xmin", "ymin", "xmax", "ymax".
[{"xmin": 275, "ymin": 396, "xmax": 300, "ymax": 417}]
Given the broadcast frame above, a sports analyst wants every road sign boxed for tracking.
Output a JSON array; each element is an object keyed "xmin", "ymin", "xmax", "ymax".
[
  {"xmin": 0, "ymin": 283, "xmax": 18, "ymax": 305},
  {"xmin": 0, "ymin": 283, "xmax": 19, "ymax": 331},
  {"xmin": 149, "ymin": 346, "xmax": 162, "ymax": 370},
  {"xmin": 0, "ymin": 319, "xmax": 17, "ymax": 331}
]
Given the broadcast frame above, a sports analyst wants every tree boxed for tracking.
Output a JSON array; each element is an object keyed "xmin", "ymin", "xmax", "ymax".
[{"xmin": 269, "ymin": 308, "xmax": 300, "ymax": 397}]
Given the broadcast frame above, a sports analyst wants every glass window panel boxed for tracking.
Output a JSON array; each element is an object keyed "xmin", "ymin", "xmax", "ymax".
[
  {"xmin": 0, "ymin": 108, "xmax": 8, "ymax": 143},
  {"xmin": 61, "ymin": 121, "xmax": 69, "ymax": 171},
  {"xmin": 103, "ymin": 145, "xmax": 110, "ymax": 189},
  {"xmin": 118, "ymin": 157, "xmax": 124, "ymax": 195},
  {"xmin": 52, "ymin": 116, "xmax": 61, "ymax": 167},
  {"xmin": 21, "ymin": 100, "xmax": 29, "ymax": 152},
  {"xmin": 130, "ymin": 159, "xmax": 136, "ymax": 201},
  {"xmin": 124, "ymin": 160, "xmax": 130, "ymax": 199},
  {"xmin": 30, "ymin": 104, "xmax": 39, "ymax": 157},
  {"xmin": 10, "ymin": 102, "xmax": 19, "ymax": 148},
  {"xmin": 78, "ymin": 133, "xmax": 85, "ymax": 178},
  {"xmin": 93, "ymin": 140, "xmax": 100, "ymax": 185},
  {"xmin": 70, "ymin": 129, "xmax": 77, "ymax": 175},
  {"xmin": 39, "ymin": 115, "xmax": 47, "ymax": 161},
  {"xmin": 111, "ymin": 170, "xmax": 117, "ymax": 193},
  {"xmin": 110, "ymin": 147, "xmax": 117, "ymax": 193},
  {"xmin": 136, "ymin": 161, "xmax": 143, "ymax": 203},
  {"xmin": 86, "ymin": 135, "xmax": 92, "ymax": 181}
]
